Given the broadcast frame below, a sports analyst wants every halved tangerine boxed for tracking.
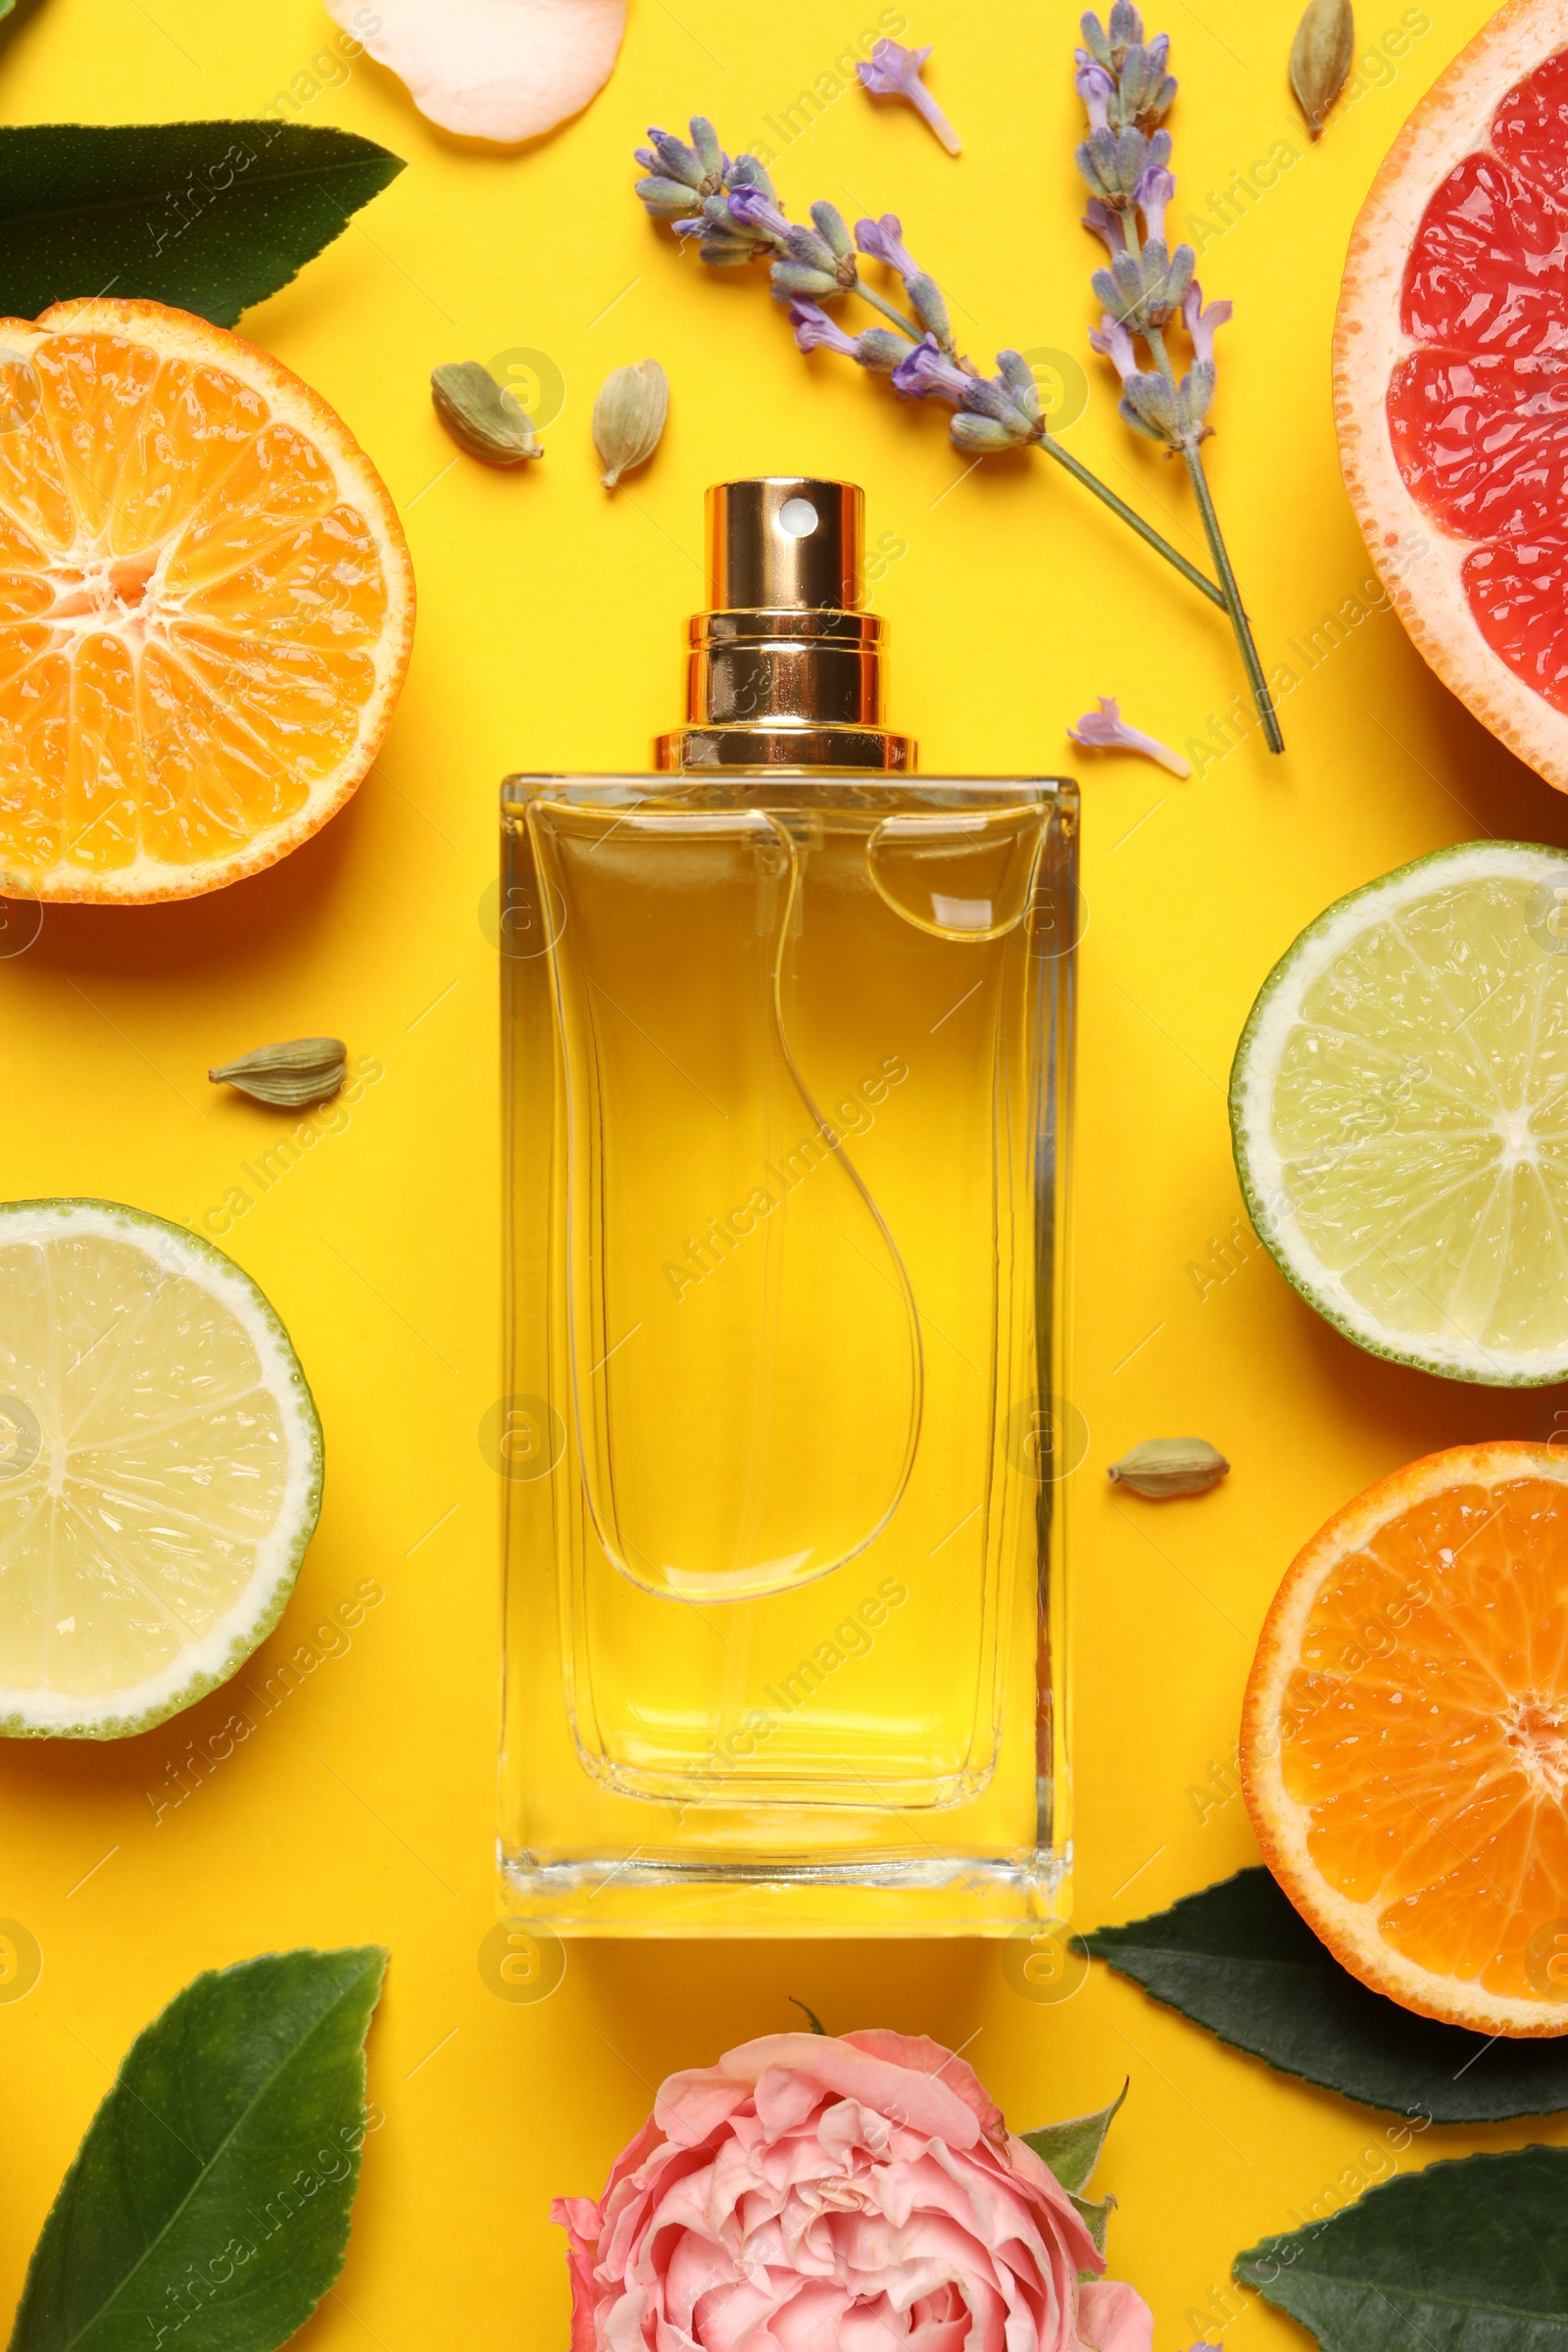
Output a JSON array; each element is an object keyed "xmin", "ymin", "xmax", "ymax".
[
  {"xmin": 1337, "ymin": 0, "xmax": 1568, "ymax": 793},
  {"xmin": 1244, "ymin": 1443, "xmax": 1568, "ymax": 2035},
  {"xmin": 0, "ymin": 299, "xmax": 414, "ymax": 901}
]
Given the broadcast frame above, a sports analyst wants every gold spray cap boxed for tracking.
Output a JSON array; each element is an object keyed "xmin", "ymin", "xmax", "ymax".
[{"xmin": 656, "ymin": 476, "xmax": 915, "ymax": 772}]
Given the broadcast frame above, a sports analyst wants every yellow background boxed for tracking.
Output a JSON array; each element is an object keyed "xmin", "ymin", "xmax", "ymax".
[{"xmin": 2, "ymin": 0, "xmax": 1565, "ymax": 2340}]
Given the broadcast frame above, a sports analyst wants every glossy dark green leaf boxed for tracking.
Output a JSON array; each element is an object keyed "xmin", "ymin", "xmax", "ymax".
[
  {"xmin": 9, "ymin": 1945, "xmax": 386, "ymax": 2351},
  {"xmin": 0, "ymin": 122, "xmax": 404, "ymax": 327},
  {"xmin": 1234, "ymin": 2146, "xmax": 1568, "ymax": 2350},
  {"xmin": 1020, "ymin": 2082, "xmax": 1128, "ymax": 2192},
  {"xmin": 1084, "ymin": 1868, "xmax": 1568, "ymax": 2122}
]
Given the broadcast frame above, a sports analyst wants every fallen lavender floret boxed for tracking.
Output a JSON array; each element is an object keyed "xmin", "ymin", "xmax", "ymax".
[
  {"xmin": 1068, "ymin": 696, "xmax": 1192, "ymax": 776},
  {"xmin": 857, "ymin": 39, "xmax": 962, "ymax": 154}
]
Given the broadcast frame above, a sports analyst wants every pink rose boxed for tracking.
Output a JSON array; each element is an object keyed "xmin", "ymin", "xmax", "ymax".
[{"xmin": 553, "ymin": 2028, "xmax": 1154, "ymax": 2351}]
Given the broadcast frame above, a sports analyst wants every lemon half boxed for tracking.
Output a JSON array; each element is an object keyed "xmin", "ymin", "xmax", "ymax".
[
  {"xmin": 1231, "ymin": 842, "xmax": 1568, "ymax": 1386},
  {"xmin": 0, "ymin": 1200, "xmax": 321, "ymax": 1736}
]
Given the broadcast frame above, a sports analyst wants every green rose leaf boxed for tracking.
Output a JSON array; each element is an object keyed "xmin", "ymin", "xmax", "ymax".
[
  {"xmin": 1020, "ymin": 2081, "xmax": 1128, "ymax": 2193},
  {"xmin": 1069, "ymin": 2190, "xmax": 1114, "ymax": 2259},
  {"xmin": 1083, "ymin": 1868, "xmax": 1568, "ymax": 2123},
  {"xmin": 0, "ymin": 122, "xmax": 404, "ymax": 328},
  {"xmin": 1234, "ymin": 2146, "xmax": 1568, "ymax": 2351},
  {"xmin": 8, "ymin": 1945, "xmax": 387, "ymax": 2351}
]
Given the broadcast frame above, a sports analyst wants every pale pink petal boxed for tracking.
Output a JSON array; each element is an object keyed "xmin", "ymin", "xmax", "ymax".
[
  {"xmin": 325, "ymin": 0, "xmax": 627, "ymax": 143},
  {"xmin": 720, "ymin": 2034, "xmax": 984, "ymax": 2145},
  {"xmin": 1078, "ymin": 2280, "xmax": 1156, "ymax": 2352},
  {"xmin": 844, "ymin": 2030, "xmax": 1007, "ymax": 2144}
]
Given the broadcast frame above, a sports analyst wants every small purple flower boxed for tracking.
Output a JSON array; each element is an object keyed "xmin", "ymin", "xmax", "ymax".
[
  {"xmin": 1183, "ymin": 279, "xmax": 1232, "ymax": 366},
  {"xmin": 856, "ymin": 213, "xmax": 921, "ymax": 279},
  {"xmin": 890, "ymin": 333, "xmax": 972, "ymax": 406},
  {"xmin": 1135, "ymin": 164, "xmax": 1174, "ymax": 245},
  {"xmin": 858, "ymin": 38, "xmax": 961, "ymax": 155},
  {"xmin": 1068, "ymin": 697, "xmax": 1192, "ymax": 777},
  {"xmin": 1082, "ymin": 197, "xmax": 1127, "ymax": 260},
  {"xmin": 726, "ymin": 183, "xmax": 792, "ymax": 243},
  {"xmin": 1088, "ymin": 314, "xmax": 1140, "ymax": 384},
  {"xmin": 789, "ymin": 300, "xmax": 859, "ymax": 358},
  {"xmin": 1075, "ymin": 60, "xmax": 1116, "ymax": 133}
]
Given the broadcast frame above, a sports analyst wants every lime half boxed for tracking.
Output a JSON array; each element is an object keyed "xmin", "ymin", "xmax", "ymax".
[
  {"xmin": 0, "ymin": 1200, "xmax": 321, "ymax": 1737},
  {"xmin": 1231, "ymin": 842, "xmax": 1568, "ymax": 1386}
]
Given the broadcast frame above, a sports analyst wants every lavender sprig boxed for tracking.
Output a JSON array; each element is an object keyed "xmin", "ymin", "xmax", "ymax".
[
  {"xmin": 633, "ymin": 120, "xmax": 1225, "ymax": 612},
  {"xmin": 1076, "ymin": 5, "xmax": 1282, "ymax": 753}
]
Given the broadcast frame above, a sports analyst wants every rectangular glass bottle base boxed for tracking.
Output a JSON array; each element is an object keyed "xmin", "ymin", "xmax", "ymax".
[
  {"xmin": 499, "ymin": 1851, "xmax": 1070, "ymax": 1939},
  {"xmin": 500, "ymin": 773, "xmax": 1077, "ymax": 1938}
]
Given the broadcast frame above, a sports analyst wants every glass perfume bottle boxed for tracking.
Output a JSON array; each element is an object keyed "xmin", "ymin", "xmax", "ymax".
[{"xmin": 500, "ymin": 478, "xmax": 1078, "ymax": 1936}]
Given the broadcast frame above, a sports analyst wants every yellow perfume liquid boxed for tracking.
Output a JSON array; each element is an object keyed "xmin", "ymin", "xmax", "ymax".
[{"xmin": 500, "ymin": 479, "xmax": 1077, "ymax": 1935}]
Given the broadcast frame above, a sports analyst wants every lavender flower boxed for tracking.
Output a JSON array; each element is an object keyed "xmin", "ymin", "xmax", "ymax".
[
  {"xmin": 1068, "ymin": 696, "xmax": 1192, "ymax": 776},
  {"xmin": 789, "ymin": 301, "xmax": 906, "ymax": 372},
  {"xmin": 856, "ymin": 213, "xmax": 952, "ymax": 348},
  {"xmin": 856, "ymin": 213, "xmax": 920, "ymax": 277},
  {"xmin": 1075, "ymin": 12, "xmax": 1281, "ymax": 751},
  {"xmin": 952, "ymin": 352, "xmax": 1042, "ymax": 453},
  {"xmin": 858, "ymin": 38, "xmax": 962, "ymax": 155},
  {"xmin": 725, "ymin": 182, "xmax": 793, "ymax": 244},
  {"xmin": 891, "ymin": 334, "xmax": 971, "ymax": 406}
]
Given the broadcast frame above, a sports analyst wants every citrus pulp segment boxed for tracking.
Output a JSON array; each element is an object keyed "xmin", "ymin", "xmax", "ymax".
[
  {"xmin": 0, "ymin": 299, "xmax": 414, "ymax": 901},
  {"xmin": 0, "ymin": 1200, "xmax": 321, "ymax": 1738},
  {"xmin": 1337, "ymin": 0, "xmax": 1568, "ymax": 792},
  {"xmin": 1231, "ymin": 841, "xmax": 1568, "ymax": 1384},
  {"xmin": 1244, "ymin": 1443, "xmax": 1568, "ymax": 2036}
]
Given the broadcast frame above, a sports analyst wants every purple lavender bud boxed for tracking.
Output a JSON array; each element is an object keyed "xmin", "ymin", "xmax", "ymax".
[
  {"xmin": 1068, "ymin": 697, "xmax": 1191, "ymax": 776},
  {"xmin": 1089, "ymin": 314, "xmax": 1141, "ymax": 385},
  {"xmin": 1107, "ymin": 0, "xmax": 1145, "ymax": 48},
  {"xmin": 856, "ymin": 213, "xmax": 921, "ymax": 278},
  {"xmin": 1120, "ymin": 369, "xmax": 1182, "ymax": 442},
  {"xmin": 691, "ymin": 117, "xmax": 726, "ymax": 176},
  {"xmin": 1136, "ymin": 165, "xmax": 1174, "ymax": 245},
  {"xmin": 996, "ymin": 349, "xmax": 1043, "ymax": 424},
  {"xmin": 647, "ymin": 126, "xmax": 706, "ymax": 186},
  {"xmin": 907, "ymin": 272, "xmax": 951, "ymax": 346},
  {"xmin": 1076, "ymin": 126, "xmax": 1123, "ymax": 205},
  {"xmin": 1079, "ymin": 12, "xmax": 1114, "ymax": 67},
  {"xmin": 789, "ymin": 299, "xmax": 859, "ymax": 358},
  {"xmin": 770, "ymin": 259, "xmax": 842, "ymax": 300},
  {"xmin": 1109, "ymin": 249, "xmax": 1147, "ymax": 316},
  {"xmin": 854, "ymin": 328, "xmax": 909, "ymax": 373},
  {"xmin": 728, "ymin": 154, "xmax": 775, "ymax": 198},
  {"xmin": 1076, "ymin": 60, "xmax": 1116, "ymax": 134},
  {"xmin": 959, "ymin": 365, "xmax": 1038, "ymax": 443},
  {"xmin": 1181, "ymin": 360, "xmax": 1218, "ymax": 430},
  {"xmin": 637, "ymin": 176, "xmax": 702, "ymax": 220},
  {"xmin": 1183, "ymin": 280, "xmax": 1233, "ymax": 368},
  {"xmin": 810, "ymin": 200, "xmax": 855, "ymax": 261},
  {"xmin": 784, "ymin": 220, "xmax": 840, "ymax": 274},
  {"xmin": 727, "ymin": 183, "xmax": 793, "ymax": 244},
  {"xmin": 1164, "ymin": 242, "xmax": 1196, "ymax": 313},
  {"xmin": 891, "ymin": 333, "xmax": 973, "ymax": 406},
  {"xmin": 951, "ymin": 413, "xmax": 1024, "ymax": 454},
  {"xmin": 1149, "ymin": 128, "xmax": 1173, "ymax": 172},
  {"xmin": 1082, "ymin": 199, "xmax": 1127, "ymax": 261}
]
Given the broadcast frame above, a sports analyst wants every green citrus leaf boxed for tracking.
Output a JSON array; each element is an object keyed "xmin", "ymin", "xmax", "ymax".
[
  {"xmin": 1084, "ymin": 1869, "xmax": 1568, "ymax": 2123},
  {"xmin": 0, "ymin": 122, "xmax": 404, "ymax": 327},
  {"xmin": 8, "ymin": 1945, "xmax": 386, "ymax": 2350},
  {"xmin": 1019, "ymin": 2082, "xmax": 1128, "ymax": 2193},
  {"xmin": 1234, "ymin": 2146, "xmax": 1568, "ymax": 2350}
]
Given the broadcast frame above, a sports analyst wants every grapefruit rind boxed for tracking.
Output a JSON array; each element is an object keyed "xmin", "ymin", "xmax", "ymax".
[
  {"xmin": 1243, "ymin": 1441, "xmax": 1568, "ymax": 2037},
  {"xmin": 1231, "ymin": 839, "xmax": 1568, "ymax": 1386},
  {"xmin": 0, "ymin": 1199, "xmax": 322, "ymax": 1740},
  {"xmin": 0, "ymin": 299, "xmax": 415, "ymax": 904},
  {"xmin": 1335, "ymin": 0, "xmax": 1568, "ymax": 794}
]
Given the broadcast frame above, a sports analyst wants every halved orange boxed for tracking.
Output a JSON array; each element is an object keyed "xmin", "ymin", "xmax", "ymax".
[
  {"xmin": 1336, "ymin": 0, "xmax": 1568, "ymax": 794},
  {"xmin": 1244, "ymin": 1443, "xmax": 1568, "ymax": 2035},
  {"xmin": 0, "ymin": 299, "xmax": 414, "ymax": 901}
]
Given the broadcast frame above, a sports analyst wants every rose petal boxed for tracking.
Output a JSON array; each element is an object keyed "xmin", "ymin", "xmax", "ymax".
[
  {"xmin": 325, "ymin": 0, "xmax": 628, "ymax": 143},
  {"xmin": 1078, "ymin": 2279, "xmax": 1156, "ymax": 2352}
]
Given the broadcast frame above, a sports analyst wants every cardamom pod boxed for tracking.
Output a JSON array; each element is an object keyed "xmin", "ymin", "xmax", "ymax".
[
  {"xmin": 210, "ymin": 1038, "xmax": 347, "ymax": 1108},
  {"xmin": 431, "ymin": 362, "xmax": 541, "ymax": 466},
  {"xmin": 1107, "ymin": 1438, "xmax": 1229, "ymax": 1499},
  {"xmin": 1290, "ymin": 0, "xmax": 1353, "ymax": 138},
  {"xmin": 593, "ymin": 358, "xmax": 669, "ymax": 489}
]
